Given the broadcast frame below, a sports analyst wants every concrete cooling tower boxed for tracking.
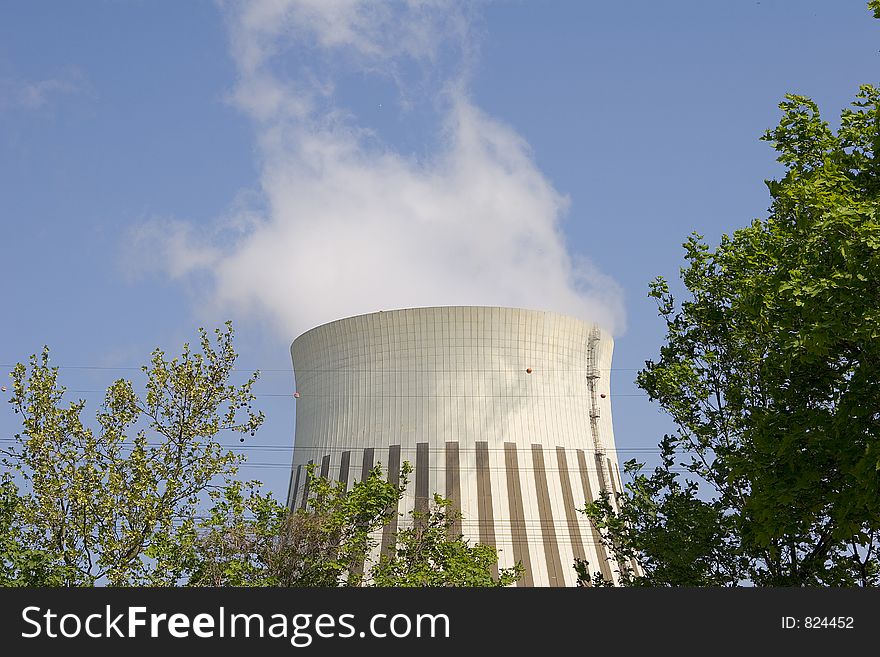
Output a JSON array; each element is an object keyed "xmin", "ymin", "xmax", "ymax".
[{"xmin": 286, "ymin": 306, "xmax": 624, "ymax": 587}]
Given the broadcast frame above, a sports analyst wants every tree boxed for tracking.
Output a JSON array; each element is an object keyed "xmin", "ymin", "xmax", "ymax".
[
  {"xmin": 0, "ymin": 475, "xmax": 74, "ymax": 586},
  {"xmin": 583, "ymin": 35, "xmax": 880, "ymax": 585},
  {"xmin": 1, "ymin": 322, "xmax": 263, "ymax": 586},
  {"xmin": 183, "ymin": 463, "xmax": 409, "ymax": 587},
  {"xmin": 578, "ymin": 439, "xmax": 748, "ymax": 587},
  {"xmin": 185, "ymin": 467, "xmax": 521, "ymax": 587},
  {"xmin": 371, "ymin": 494, "xmax": 523, "ymax": 587}
]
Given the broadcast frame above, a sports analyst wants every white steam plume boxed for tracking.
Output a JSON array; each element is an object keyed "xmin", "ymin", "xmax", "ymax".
[{"xmin": 144, "ymin": 0, "xmax": 625, "ymax": 338}]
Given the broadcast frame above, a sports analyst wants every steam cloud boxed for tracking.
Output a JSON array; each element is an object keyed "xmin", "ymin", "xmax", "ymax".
[{"xmin": 143, "ymin": 0, "xmax": 625, "ymax": 338}]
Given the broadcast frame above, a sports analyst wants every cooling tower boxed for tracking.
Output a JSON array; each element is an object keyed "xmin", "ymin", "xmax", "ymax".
[{"xmin": 287, "ymin": 306, "xmax": 623, "ymax": 586}]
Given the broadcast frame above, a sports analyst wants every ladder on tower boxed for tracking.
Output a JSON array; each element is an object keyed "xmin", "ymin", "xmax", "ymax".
[{"xmin": 585, "ymin": 325, "xmax": 609, "ymax": 492}]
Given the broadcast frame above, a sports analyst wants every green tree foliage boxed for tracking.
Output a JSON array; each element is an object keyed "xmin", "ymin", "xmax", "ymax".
[
  {"xmin": 583, "ymin": 75, "xmax": 880, "ymax": 585},
  {"xmin": 371, "ymin": 494, "xmax": 523, "ymax": 587},
  {"xmin": 1, "ymin": 323, "xmax": 262, "ymax": 586},
  {"xmin": 0, "ymin": 476, "xmax": 73, "ymax": 586},
  {"xmin": 184, "ymin": 468, "xmax": 521, "ymax": 588},
  {"xmin": 182, "ymin": 463, "xmax": 409, "ymax": 586},
  {"xmin": 579, "ymin": 439, "xmax": 748, "ymax": 587}
]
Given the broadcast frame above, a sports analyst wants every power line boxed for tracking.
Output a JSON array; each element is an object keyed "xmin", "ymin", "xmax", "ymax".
[
  {"xmin": 0, "ymin": 363, "xmax": 644, "ymax": 373},
  {"xmin": 0, "ymin": 437, "xmax": 683, "ymax": 454},
  {"xmin": 45, "ymin": 393, "xmax": 645, "ymax": 400},
  {"xmin": 0, "ymin": 389, "xmax": 650, "ymax": 398}
]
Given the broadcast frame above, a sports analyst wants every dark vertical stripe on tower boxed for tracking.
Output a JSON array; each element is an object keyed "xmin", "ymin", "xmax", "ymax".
[
  {"xmin": 606, "ymin": 457, "xmax": 640, "ymax": 576},
  {"xmin": 381, "ymin": 445, "xmax": 401, "ymax": 557},
  {"xmin": 350, "ymin": 449, "xmax": 375, "ymax": 581},
  {"xmin": 445, "ymin": 442, "xmax": 461, "ymax": 537},
  {"xmin": 338, "ymin": 450, "xmax": 351, "ymax": 490},
  {"xmin": 475, "ymin": 441, "xmax": 498, "ymax": 578},
  {"xmin": 361, "ymin": 448, "xmax": 375, "ymax": 482},
  {"xmin": 286, "ymin": 469, "xmax": 296, "ymax": 509},
  {"xmin": 556, "ymin": 447, "xmax": 586, "ymax": 563},
  {"xmin": 532, "ymin": 445, "xmax": 564, "ymax": 587},
  {"xmin": 300, "ymin": 459, "xmax": 314, "ymax": 510},
  {"xmin": 320, "ymin": 454, "xmax": 331, "ymax": 479},
  {"xmin": 504, "ymin": 443, "xmax": 533, "ymax": 587},
  {"xmin": 607, "ymin": 457, "xmax": 620, "ymax": 496},
  {"xmin": 577, "ymin": 450, "xmax": 613, "ymax": 582},
  {"xmin": 415, "ymin": 442, "xmax": 429, "ymax": 522},
  {"xmin": 290, "ymin": 465, "xmax": 302, "ymax": 510}
]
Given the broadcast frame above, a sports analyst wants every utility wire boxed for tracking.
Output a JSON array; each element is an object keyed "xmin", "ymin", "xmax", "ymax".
[
  {"xmin": 0, "ymin": 364, "xmax": 644, "ymax": 372},
  {"xmin": 0, "ymin": 437, "xmax": 682, "ymax": 453}
]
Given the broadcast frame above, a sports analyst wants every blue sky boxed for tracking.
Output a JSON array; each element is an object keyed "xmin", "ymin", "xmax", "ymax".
[{"xmin": 1, "ymin": 0, "xmax": 878, "ymax": 500}]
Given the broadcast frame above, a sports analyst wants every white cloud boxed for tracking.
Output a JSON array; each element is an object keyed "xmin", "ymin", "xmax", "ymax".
[
  {"xmin": 148, "ymin": 0, "xmax": 625, "ymax": 338},
  {"xmin": 0, "ymin": 71, "xmax": 83, "ymax": 110},
  {"xmin": 129, "ymin": 219, "xmax": 224, "ymax": 280}
]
